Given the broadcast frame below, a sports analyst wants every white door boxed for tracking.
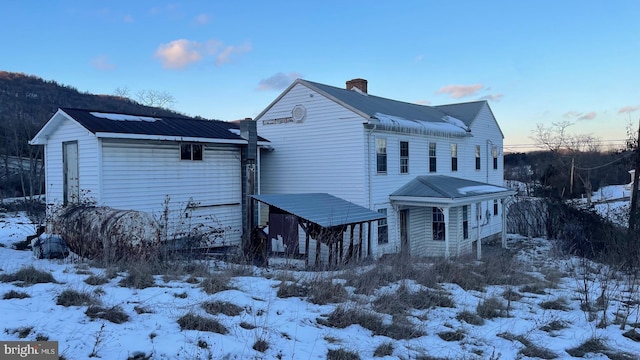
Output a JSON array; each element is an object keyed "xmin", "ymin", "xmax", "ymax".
[{"xmin": 63, "ymin": 141, "xmax": 79, "ymax": 205}]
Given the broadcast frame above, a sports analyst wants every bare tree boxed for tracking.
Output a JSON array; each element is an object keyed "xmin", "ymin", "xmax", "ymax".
[{"xmin": 135, "ymin": 89, "xmax": 176, "ymax": 109}]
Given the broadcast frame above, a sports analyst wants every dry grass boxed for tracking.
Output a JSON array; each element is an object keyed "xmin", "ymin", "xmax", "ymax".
[
  {"xmin": 456, "ymin": 310, "xmax": 485, "ymax": 326},
  {"xmin": 85, "ymin": 305, "xmax": 129, "ymax": 324},
  {"xmin": 437, "ymin": 329, "xmax": 465, "ymax": 342},
  {"xmin": 539, "ymin": 297, "xmax": 570, "ymax": 311},
  {"xmin": 56, "ymin": 289, "xmax": 99, "ymax": 307},
  {"xmin": 239, "ymin": 321, "xmax": 256, "ymax": 330},
  {"xmin": 327, "ymin": 348, "xmax": 360, "ymax": 360},
  {"xmin": 84, "ymin": 275, "xmax": 109, "ymax": 286},
  {"xmin": 566, "ymin": 337, "xmax": 607, "ymax": 357},
  {"xmin": 252, "ymin": 338, "xmax": 269, "ymax": 352},
  {"xmin": 373, "ymin": 287, "xmax": 454, "ymax": 315},
  {"xmin": 307, "ymin": 278, "xmax": 348, "ymax": 305},
  {"xmin": 177, "ymin": 313, "xmax": 228, "ymax": 334},
  {"xmin": 3, "ymin": 290, "xmax": 30, "ymax": 299},
  {"xmin": 200, "ymin": 274, "xmax": 233, "ymax": 294},
  {"xmin": 201, "ymin": 301, "xmax": 243, "ymax": 316},
  {"xmin": 118, "ymin": 268, "xmax": 156, "ymax": 289},
  {"xmin": 373, "ymin": 342, "xmax": 394, "ymax": 357},
  {"xmin": 0, "ymin": 266, "xmax": 57, "ymax": 285},
  {"xmin": 317, "ymin": 306, "xmax": 424, "ymax": 340},
  {"xmin": 476, "ymin": 297, "xmax": 507, "ymax": 319},
  {"xmin": 5, "ymin": 326, "xmax": 33, "ymax": 338},
  {"xmin": 540, "ymin": 319, "xmax": 569, "ymax": 332}
]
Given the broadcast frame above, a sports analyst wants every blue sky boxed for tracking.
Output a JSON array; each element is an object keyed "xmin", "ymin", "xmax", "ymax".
[{"xmin": 2, "ymin": 1, "xmax": 639, "ymax": 152}]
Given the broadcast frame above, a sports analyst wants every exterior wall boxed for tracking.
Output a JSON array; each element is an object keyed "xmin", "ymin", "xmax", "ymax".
[
  {"xmin": 256, "ymin": 83, "xmax": 367, "ymax": 205},
  {"xmin": 100, "ymin": 139, "xmax": 242, "ymax": 246},
  {"xmin": 43, "ymin": 117, "xmax": 100, "ymax": 206}
]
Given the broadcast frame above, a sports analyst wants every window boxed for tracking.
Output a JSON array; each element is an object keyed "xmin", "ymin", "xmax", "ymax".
[
  {"xmin": 432, "ymin": 207, "xmax": 445, "ymax": 241},
  {"xmin": 475, "ymin": 145, "xmax": 481, "ymax": 170},
  {"xmin": 451, "ymin": 144, "xmax": 458, "ymax": 172},
  {"xmin": 377, "ymin": 209, "xmax": 388, "ymax": 244},
  {"xmin": 492, "ymin": 146, "xmax": 498, "ymax": 170},
  {"xmin": 493, "ymin": 200, "xmax": 499, "ymax": 216},
  {"xmin": 181, "ymin": 143, "xmax": 203, "ymax": 161},
  {"xmin": 400, "ymin": 141, "xmax": 409, "ymax": 174},
  {"xmin": 376, "ymin": 138, "xmax": 387, "ymax": 174},
  {"xmin": 429, "ymin": 143, "xmax": 437, "ymax": 172},
  {"xmin": 462, "ymin": 205, "xmax": 469, "ymax": 239}
]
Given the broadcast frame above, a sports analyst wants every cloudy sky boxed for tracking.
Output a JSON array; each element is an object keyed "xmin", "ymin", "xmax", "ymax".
[{"xmin": 2, "ymin": 0, "xmax": 639, "ymax": 151}]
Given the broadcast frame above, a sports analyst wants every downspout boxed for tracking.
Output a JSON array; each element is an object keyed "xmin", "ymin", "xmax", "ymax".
[{"xmin": 366, "ymin": 123, "xmax": 377, "ymax": 258}]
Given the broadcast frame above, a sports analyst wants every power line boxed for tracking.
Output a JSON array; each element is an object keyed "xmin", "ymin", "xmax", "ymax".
[{"xmin": 572, "ymin": 150, "xmax": 635, "ymax": 171}]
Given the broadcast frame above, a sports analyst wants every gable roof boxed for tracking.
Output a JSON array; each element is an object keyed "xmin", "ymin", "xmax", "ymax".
[
  {"xmin": 30, "ymin": 108, "xmax": 269, "ymax": 145},
  {"xmin": 390, "ymin": 175, "xmax": 515, "ymax": 205},
  {"xmin": 256, "ymin": 79, "xmax": 504, "ymax": 138},
  {"xmin": 252, "ymin": 193, "xmax": 385, "ymax": 228}
]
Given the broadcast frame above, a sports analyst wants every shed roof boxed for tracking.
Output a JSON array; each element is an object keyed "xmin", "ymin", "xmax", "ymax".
[
  {"xmin": 252, "ymin": 193, "xmax": 385, "ymax": 228},
  {"xmin": 61, "ymin": 108, "xmax": 253, "ymax": 140},
  {"xmin": 390, "ymin": 175, "xmax": 515, "ymax": 204}
]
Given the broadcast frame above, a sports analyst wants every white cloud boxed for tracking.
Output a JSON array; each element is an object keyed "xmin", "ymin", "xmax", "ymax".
[
  {"xmin": 258, "ymin": 72, "xmax": 301, "ymax": 91},
  {"xmin": 215, "ymin": 43, "xmax": 252, "ymax": 66},
  {"xmin": 194, "ymin": 13, "xmax": 209, "ymax": 25},
  {"xmin": 619, "ymin": 105, "xmax": 640, "ymax": 114},
  {"xmin": 91, "ymin": 55, "xmax": 116, "ymax": 71},
  {"xmin": 578, "ymin": 112, "xmax": 596, "ymax": 121},
  {"xmin": 437, "ymin": 84, "xmax": 484, "ymax": 99},
  {"xmin": 563, "ymin": 111, "xmax": 582, "ymax": 119},
  {"xmin": 154, "ymin": 39, "xmax": 202, "ymax": 69}
]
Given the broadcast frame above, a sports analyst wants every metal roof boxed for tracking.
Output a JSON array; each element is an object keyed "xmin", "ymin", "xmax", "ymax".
[
  {"xmin": 58, "ymin": 108, "xmax": 268, "ymax": 142},
  {"xmin": 252, "ymin": 193, "xmax": 385, "ymax": 228},
  {"xmin": 391, "ymin": 175, "xmax": 514, "ymax": 200},
  {"xmin": 433, "ymin": 101, "xmax": 485, "ymax": 127},
  {"xmin": 303, "ymin": 80, "xmax": 456, "ymax": 125}
]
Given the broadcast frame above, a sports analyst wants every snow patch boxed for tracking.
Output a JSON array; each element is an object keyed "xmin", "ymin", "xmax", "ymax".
[
  {"xmin": 457, "ymin": 184, "xmax": 506, "ymax": 195},
  {"xmin": 90, "ymin": 112, "xmax": 159, "ymax": 122},
  {"xmin": 373, "ymin": 112, "xmax": 468, "ymax": 136}
]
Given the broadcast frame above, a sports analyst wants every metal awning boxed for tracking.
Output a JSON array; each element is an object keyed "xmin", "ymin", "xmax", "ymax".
[
  {"xmin": 252, "ymin": 193, "xmax": 384, "ymax": 228},
  {"xmin": 390, "ymin": 175, "xmax": 516, "ymax": 206}
]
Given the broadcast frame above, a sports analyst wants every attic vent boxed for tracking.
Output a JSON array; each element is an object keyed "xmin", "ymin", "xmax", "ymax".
[{"xmin": 291, "ymin": 105, "xmax": 306, "ymax": 123}]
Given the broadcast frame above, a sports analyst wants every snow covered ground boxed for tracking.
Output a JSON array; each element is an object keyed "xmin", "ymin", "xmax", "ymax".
[{"xmin": 1, "ymin": 212, "xmax": 640, "ymax": 359}]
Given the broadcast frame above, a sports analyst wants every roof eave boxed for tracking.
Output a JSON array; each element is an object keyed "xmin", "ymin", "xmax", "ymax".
[
  {"xmin": 390, "ymin": 190, "xmax": 515, "ymax": 207},
  {"xmin": 95, "ymin": 132, "xmax": 248, "ymax": 144},
  {"xmin": 29, "ymin": 109, "xmax": 90, "ymax": 145}
]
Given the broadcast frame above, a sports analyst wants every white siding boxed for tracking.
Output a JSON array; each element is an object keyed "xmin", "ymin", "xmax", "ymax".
[
  {"xmin": 100, "ymin": 140, "xmax": 242, "ymax": 246},
  {"xmin": 43, "ymin": 116, "xmax": 99, "ymax": 205},
  {"xmin": 257, "ymin": 83, "xmax": 367, "ymax": 205}
]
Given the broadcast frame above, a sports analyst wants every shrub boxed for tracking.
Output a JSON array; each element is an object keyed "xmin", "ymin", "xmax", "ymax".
[
  {"xmin": 56, "ymin": 289, "xmax": 98, "ymax": 307},
  {"xmin": 85, "ymin": 305, "xmax": 129, "ymax": 324},
  {"xmin": 177, "ymin": 313, "xmax": 228, "ymax": 334},
  {"xmin": 201, "ymin": 301, "xmax": 243, "ymax": 316},
  {"xmin": 502, "ymin": 288, "xmax": 523, "ymax": 301},
  {"xmin": 437, "ymin": 330, "xmax": 465, "ymax": 341},
  {"xmin": 456, "ymin": 310, "xmax": 485, "ymax": 326},
  {"xmin": 566, "ymin": 337, "xmax": 607, "ymax": 357},
  {"xmin": 3, "ymin": 290, "xmax": 30, "ymax": 299},
  {"xmin": 540, "ymin": 319, "xmax": 569, "ymax": 332},
  {"xmin": 118, "ymin": 268, "xmax": 155, "ymax": 289},
  {"xmin": 200, "ymin": 274, "xmax": 232, "ymax": 294},
  {"xmin": 623, "ymin": 329, "xmax": 640, "ymax": 342},
  {"xmin": 0, "ymin": 266, "xmax": 56, "ymax": 285},
  {"xmin": 252, "ymin": 338, "xmax": 269, "ymax": 352},
  {"xmin": 539, "ymin": 297, "xmax": 570, "ymax": 311},
  {"xmin": 84, "ymin": 275, "xmax": 109, "ymax": 286},
  {"xmin": 327, "ymin": 348, "xmax": 360, "ymax": 360},
  {"xmin": 476, "ymin": 297, "xmax": 506, "ymax": 319},
  {"xmin": 373, "ymin": 342, "xmax": 394, "ymax": 357}
]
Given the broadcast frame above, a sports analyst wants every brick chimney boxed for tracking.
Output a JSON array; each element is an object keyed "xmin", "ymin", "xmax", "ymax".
[{"xmin": 346, "ymin": 78, "xmax": 368, "ymax": 93}]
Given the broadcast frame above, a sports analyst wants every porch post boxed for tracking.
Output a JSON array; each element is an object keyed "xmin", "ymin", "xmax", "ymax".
[
  {"xmin": 476, "ymin": 202, "xmax": 482, "ymax": 260},
  {"xmin": 501, "ymin": 198, "xmax": 507, "ymax": 249},
  {"xmin": 443, "ymin": 207, "xmax": 450, "ymax": 259}
]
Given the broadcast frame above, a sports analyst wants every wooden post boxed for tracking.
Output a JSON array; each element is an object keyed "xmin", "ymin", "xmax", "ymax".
[
  {"xmin": 315, "ymin": 237, "xmax": 321, "ymax": 267},
  {"xmin": 305, "ymin": 230, "xmax": 310, "ymax": 267},
  {"xmin": 358, "ymin": 223, "xmax": 363, "ymax": 260}
]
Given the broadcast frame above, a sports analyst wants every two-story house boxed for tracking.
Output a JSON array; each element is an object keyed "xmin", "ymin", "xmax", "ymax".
[{"xmin": 255, "ymin": 78, "xmax": 514, "ymax": 261}]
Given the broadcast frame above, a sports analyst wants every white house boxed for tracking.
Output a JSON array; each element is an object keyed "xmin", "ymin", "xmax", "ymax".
[
  {"xmin": 255, "ymin": 78, "xmax": 515, "ymax": 260},
  {"xmin": 29, "ymin": 108, "xmax": 267, "ymax": 247}
]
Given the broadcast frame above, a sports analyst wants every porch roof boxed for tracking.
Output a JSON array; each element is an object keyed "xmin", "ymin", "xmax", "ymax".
[
  {"xmin": 252, "ymin": 193, "xmax": 384, "ymax": 228},
  {"xmin": 390, "ymin": 175, "xmax": 515, "ymax": 206}
]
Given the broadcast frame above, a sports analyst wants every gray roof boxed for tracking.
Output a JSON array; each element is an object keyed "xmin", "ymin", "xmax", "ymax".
[
  {"xmin": 252, "ymin": 193, "xmax": 384, "ymax": 228},
  {"xmin": 391, "ymin": 175, "xmax": 514, "ymax": 200},
  {"xmin": 434, "ymin": 101, "xmax": 486, "ymax": 127},
  {"xmin": 304, "ymin": 80, "xmax": 454, "ymax": 125}
]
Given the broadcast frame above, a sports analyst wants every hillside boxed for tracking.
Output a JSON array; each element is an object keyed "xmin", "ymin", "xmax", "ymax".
[{"xmin": 0, "ymin": 71, "xmax": 204, "ymax": 198}]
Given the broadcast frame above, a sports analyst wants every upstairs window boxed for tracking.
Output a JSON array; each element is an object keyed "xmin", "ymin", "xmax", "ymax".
[
  {"xmin": 475, "ymin": 145, "xmax": 481, "ymax": 170},
  {"xmin": 377, "ymin": 209, "xmax": 388, "ymax": 244},
  {"xmin": 492, "ymin": 146, "xmax": 498, "ymax": 170},
  {"xmin": 376, "ymin": 138, "xmax": 387, "ymax": 174},
  {"xmin": 400, "ymin": 141, "xmax": 409, "ymax": 174},
  {"xmin": 451, "ymin": 144, "xmax": 458, "ymax": 172},
  {"xmin": 429, "ymin": 143, "xmax": 437, "ymax": 172},
  {"xmin": 181, "ymin": 143, "xmax": 203, "ymax": 161},
  {"xmin": 432, "ymin": 207, "xmax": 445, "ymax": 241},
  {"xmin": 493, "ymin": 199, "xmax": 499, "ymax": 216}
]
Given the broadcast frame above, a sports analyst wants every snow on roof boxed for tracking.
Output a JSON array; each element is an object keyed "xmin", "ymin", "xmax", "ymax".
[
  {"xmin": 373, "ymin": 112, "xmax": 468, "ymax": 137},
  {"xmin": 90, "ymin": 112, "xmax": 159, "ymax": 122},
  {"xmin": 457, "ymin": 185, "xmax": 508, "ymax": 195},
  {"xmin": 228, "ymin": 128, "xmax": 241, "ymax": 135}
]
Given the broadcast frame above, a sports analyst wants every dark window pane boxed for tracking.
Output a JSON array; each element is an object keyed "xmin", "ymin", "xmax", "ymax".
[
  {"xmin": 192, "ymin": 144, "xmax": 203, "ymax": 160},
  {"xmin": 180, "ymin": 144, "xmax": 191, "ymax": 160}
]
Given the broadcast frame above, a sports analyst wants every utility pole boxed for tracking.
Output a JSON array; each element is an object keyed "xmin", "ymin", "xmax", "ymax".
[{"xmin": 628, "ymin": 119, "xmax": 640, "ymax": 232}]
